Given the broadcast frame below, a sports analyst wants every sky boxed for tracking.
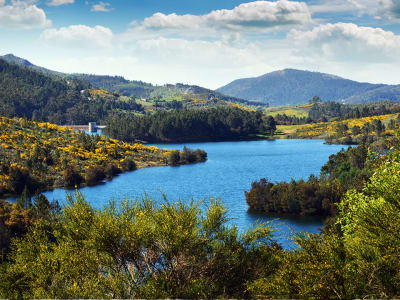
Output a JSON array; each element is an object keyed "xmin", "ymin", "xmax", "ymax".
[{"xmin": 1, "ymin": 0, "xmax": 400, "ymax": 89}]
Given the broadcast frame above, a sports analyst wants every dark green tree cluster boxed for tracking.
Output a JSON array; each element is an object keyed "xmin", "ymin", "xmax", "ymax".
[
  {"xmin": 246, "ymin": 144, "xmax": 372, "ymax": 216},
  {"xmin": 274, "ymin": 113, "xmax": 309, "ymax": 125},
  {"xmin": 245, "ymin": 176, "xmax": 341, "ymax": 216},
  {"xmin": 167, "ymin": 147, "xmax": 207, "ymax": 166},
  {"xmin": 104, "ymin": 107, "xmax": 276, "ymax": 143}
]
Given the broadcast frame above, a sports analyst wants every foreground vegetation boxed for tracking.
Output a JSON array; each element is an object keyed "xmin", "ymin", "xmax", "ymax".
[
  {"xmin": 0, "ymin": 117, "xmax": 206, "ymax": 197},
  {"xmin": 1, "ymin": 141, "xmax": 400, "ymax": 298}
]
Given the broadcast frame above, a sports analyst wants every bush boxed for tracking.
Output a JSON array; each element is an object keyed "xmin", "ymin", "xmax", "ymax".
[
  {"xmin": 195, "ymin": 149, "xmax": 207, "ymax": 162},
  {"xmin": 104, "ymin": 164, "xmax": 121, "ymax": 178},
  {"xmin": 168, "ymin": 150, "xmax": 180, "ymax": 166},
  {"xmin": 85, "ymin": 166, "xmax": 106, "ymax": 186},
  {"xmin": 180, "ymin": 147, "xmax": 197, "ymax": 163},
  {"xmin": 121, "ymin": 158, "xmax": 137, "ymax": 171},
  {"xmin": 63, "ymin": 167, "xmax": 84, "ymax": 189}
]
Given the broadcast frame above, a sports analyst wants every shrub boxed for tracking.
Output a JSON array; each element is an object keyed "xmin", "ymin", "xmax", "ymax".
[
  {"xmin": 105, "ymin": 164, "xmax": 121, "ymax": 178},
  {"xmin": 168, "ymin": 150, "xmax": 181, "ymax": 166},
  {"xmin": 121, "ymin": 158, "xmax": 137, "ymax": 171},
  {"xmin": 85, "ymin": 166, "xmax": 106, "ymax": 186},
  {"xmin": 63, "ymin": 167, "xmax": 84, "ymax": 188}
]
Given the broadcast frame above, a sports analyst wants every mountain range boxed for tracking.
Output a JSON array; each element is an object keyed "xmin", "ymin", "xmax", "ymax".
[
  {"xmin": 3, "ymin": 54, "xmax": 400, "ymax": 107},
  {"xmin": 217, "ymin": 69, "xmax": 400, "ymax": 106},
  {"xmin": 1, "ymin": 54, "xmax": 261, "ymax": 106}
]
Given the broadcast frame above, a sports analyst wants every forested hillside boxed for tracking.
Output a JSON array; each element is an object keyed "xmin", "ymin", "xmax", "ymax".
[
  {"xmin": 2, "ymin": 54, "xmax": 260, "ymax": 107},
  {"xmin": 0, "ymin": 58, "xmax": 135, "ymax": 124},
  {"xmin": 217, "ymin": 69, "xmax": 399, "ymax": 105}
]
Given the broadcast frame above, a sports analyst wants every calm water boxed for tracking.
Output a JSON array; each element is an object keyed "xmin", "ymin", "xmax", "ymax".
[{"xmin": 40, "ymin": 139, "xmax": 346, "ymax": 248}]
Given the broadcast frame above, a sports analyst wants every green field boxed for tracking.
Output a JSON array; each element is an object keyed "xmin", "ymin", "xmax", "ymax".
[{"xmin": 265, "ymin": 104, "xmax": 311, "ymax": 118}]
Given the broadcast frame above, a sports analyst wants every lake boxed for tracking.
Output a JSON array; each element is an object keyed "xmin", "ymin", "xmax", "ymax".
[{"xmin": 40, "ymin": 139, "xmax": 347, "ymax": 248}]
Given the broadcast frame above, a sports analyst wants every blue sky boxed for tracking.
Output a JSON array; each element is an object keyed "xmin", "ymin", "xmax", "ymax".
[{"xmin": 1, "ymin": 0, "xmax": 400, "ymax": 89}]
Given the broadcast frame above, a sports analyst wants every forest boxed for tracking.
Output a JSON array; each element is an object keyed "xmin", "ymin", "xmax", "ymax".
[{"xmin": 104, "ymin": 106, "xmax": 276, "ymax": 143}]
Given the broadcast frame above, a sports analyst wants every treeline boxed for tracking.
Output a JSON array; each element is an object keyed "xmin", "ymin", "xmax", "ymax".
[
  {"xmin": 245, "ymin": 143, "xmax": 372, "ymax": 216},
  {"xmin": 274, "ymin": 114, "xmax": 309, "ymax": 125},
  {"xmin": 275, "ymin": 98, "xmax": 400, "ymax": 126},
  {"xmin": 104, "ymin": 107, "xmax": 276, "ymax": 143},
  {"xmin": 308, "ymin": 99, "xmax": 400, "ymax": 122}
]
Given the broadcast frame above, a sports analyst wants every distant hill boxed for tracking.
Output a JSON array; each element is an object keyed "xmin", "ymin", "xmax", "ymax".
[
  {"xmin": 0, "ymin": 58, "xmax": 137, "ymax": 124},
  {"xmin": 343, "ymin": 85, "xmax": 400, "ymax": 104},
  {"xmin": 217, "ymin": 69, "xmax": 400, "ymax": 105},
  {"xmin": 1, "ymin": 54, "xmax": 64, "ymax": 76},
  {"xmin": 1, "ymin": 54, "xmax": 260, "ymax": 106}
]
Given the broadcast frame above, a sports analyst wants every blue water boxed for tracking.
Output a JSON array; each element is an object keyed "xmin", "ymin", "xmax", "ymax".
[{"xmin": 39, "ymin": 139, "xmax": 346, "ymax": 248}]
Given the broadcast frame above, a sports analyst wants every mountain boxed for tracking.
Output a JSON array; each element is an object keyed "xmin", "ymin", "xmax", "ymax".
[
  {"xmin": 216, "ymin": 69, "xmax": 399, "ymax": 106},
  {"xmin": 343, "ymin": 85, "xmax": 400, "ymax": 104},
  {"xmin": 1, "ymin": 54, "xmax": 259, "ymax": 106}
]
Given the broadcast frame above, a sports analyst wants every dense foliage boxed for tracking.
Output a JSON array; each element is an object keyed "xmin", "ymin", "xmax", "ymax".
[
  {"xmin": 0, "ymin": 194, "xmax": 280, "ymax": 298},
  {"xmin": 217, "ymin": 68, "xmax": 400, "ymax": 105},
  {"xmin": 245, "ymin": 143, "xmax": 373, "ymax": 216},
  {"xmin": 0, "ymin": 117, "xmax": 205, "ymax": 197},
  {"xmin": 0, "ymin": 194, "xmax": 59, "ymax": 262},
  {"xmin": 104, "ymin": 107, "xmax": 276, "ymax": 143}
]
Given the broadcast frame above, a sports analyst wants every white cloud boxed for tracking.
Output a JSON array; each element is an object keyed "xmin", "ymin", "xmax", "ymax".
[
  {"xmin": 141, "ymin": 0, "xmax": 312, "ymax": 32},
  {"xmin": 41, "ymin": 25, "xmax": 113, "ymax": 49},
  {"xmin": 47, "ymin": 0, "xmax": 74, "ymax": 6},
  {"xmin": 0, "ymin": 0, "xmax": 51, "ymax": 29},
  {"xmin": 310, "ymin": 0, "xmax": 400, "ymax": 21},
  {"xmin": 379, "ymin": 0, "xmax": 400, "ymax": 20},
  {"xmin": 91, "ymin": 1, "xmax": 113, "ymax": 12},
  {"xmin": 289, "ymin": 23, "xmax": 400, "ymax": 62}
]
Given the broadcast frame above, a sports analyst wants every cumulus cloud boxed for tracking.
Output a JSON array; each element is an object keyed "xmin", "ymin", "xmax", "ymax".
[
  {"xmin": 47, "ymin": 0, "xmax": 74, "ymax": 6},
  {"xmin": 289, "ymin": 23, "xmax": 400, "ymax": 62},
  {"xmin": 141, "ymin": 0, "xmax": 312, "ymax": 31},
  {"xmin": 0, "ymin": 0, "xmax": 51, "ymax": 29},
  {"xmin": 91, "ymin": 1, "xmax": 113, "ymax": 12},
  {"xmin": 41, "ymin": 25, "xmax": 113, "ymax": 49}
]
